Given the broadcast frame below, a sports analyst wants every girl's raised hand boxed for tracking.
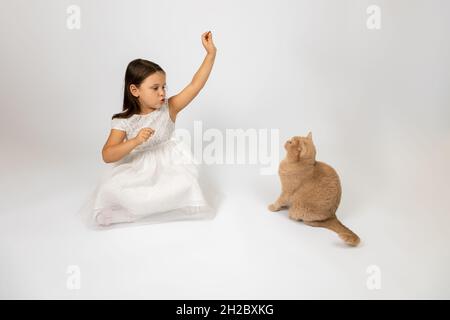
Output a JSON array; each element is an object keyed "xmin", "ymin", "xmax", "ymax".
[
  {"xmin": 134, "ymin": 127, "xmax": 155, "ymax": 145},
  {"xmin": 201, "ymin": 31, "xmax": 217, "ymax": 54}
]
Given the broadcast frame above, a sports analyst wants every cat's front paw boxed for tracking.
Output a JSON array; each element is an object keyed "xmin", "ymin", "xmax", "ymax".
[{"xmin": 268, "ymin": 204, "xmax": 280, "ymax": 212}]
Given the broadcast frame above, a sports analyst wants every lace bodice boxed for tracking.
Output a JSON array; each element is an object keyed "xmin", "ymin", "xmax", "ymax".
[{"xmin": 111, "ymin": 101, "xmax": 175, "ymax": 153}]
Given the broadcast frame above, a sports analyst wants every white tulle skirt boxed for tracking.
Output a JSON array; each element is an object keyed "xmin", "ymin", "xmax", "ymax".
[{"xmin": 77, "ymin": 137, "xmax": 220, "ymax": 230}]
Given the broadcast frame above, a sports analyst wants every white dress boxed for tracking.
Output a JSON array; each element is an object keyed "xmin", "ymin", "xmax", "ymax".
[{"xmin": 78, "ymin": 101, "xmax": 218, "ymax": 230}]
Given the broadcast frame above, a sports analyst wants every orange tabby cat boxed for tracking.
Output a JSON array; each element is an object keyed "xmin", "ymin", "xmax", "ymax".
[{"xmin": 268, "ymin": 132, "xmax": 360, "ymax": 246}]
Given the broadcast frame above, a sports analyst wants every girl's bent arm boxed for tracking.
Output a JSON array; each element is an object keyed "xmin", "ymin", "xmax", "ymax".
[{"xmin": 102, "ymin": 136, "xmax": 139, "ymax": 163}]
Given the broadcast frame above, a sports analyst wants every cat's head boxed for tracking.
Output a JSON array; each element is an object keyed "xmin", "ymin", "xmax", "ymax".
[{"xmin": 284, "ymin": 132, "xmax": 316, "ymax": 162}]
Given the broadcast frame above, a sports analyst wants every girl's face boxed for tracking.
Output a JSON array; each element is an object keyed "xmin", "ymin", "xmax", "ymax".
[{"xmin": 130, "ymin": 72, "xmax": 167, "ymax": 111}]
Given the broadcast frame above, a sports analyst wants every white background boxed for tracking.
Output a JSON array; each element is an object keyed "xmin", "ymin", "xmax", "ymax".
[{"xmin": 0, "ymin": 0, "xmax": 449, "ymax": 299}]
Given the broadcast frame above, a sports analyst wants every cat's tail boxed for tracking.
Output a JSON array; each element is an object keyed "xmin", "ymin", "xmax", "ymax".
[{"xmin": 304, "ymin": 217, "xmax": 360, "ymax": 246}]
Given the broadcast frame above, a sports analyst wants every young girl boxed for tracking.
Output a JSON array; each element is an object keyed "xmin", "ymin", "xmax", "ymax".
[{"xmin": 78, "ymin": 31, "xmax": 218, "ymax": 229}]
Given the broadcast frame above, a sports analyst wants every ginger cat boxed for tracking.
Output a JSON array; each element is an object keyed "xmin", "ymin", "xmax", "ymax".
[{"xmin": 268, "ymin": 132, "xmax": 360, "ymax": 246}]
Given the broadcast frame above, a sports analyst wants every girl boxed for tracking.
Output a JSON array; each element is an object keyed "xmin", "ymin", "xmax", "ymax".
[{"xmin": 78, "ymin": 31, "xmax": 218, "ymax": 229}]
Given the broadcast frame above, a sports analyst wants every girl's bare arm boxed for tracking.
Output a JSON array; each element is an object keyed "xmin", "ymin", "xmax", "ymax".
[
  {"xmin": 102, "ymin": 130, "xmax": 139, "ymax": 163},
  {"xmin": 168, "ymin": 31, "xmax": 217, "ymax": 116}
]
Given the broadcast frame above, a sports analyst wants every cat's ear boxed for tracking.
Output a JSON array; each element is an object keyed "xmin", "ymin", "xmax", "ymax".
[{"xmin": 307, "ymin": 132, "xmax": 312, "ymax": 140}]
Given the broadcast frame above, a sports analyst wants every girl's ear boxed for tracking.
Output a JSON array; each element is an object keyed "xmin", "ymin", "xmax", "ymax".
[{"xmin": 130, "ymin": 84, "xmax": 139, "ymax": 98}]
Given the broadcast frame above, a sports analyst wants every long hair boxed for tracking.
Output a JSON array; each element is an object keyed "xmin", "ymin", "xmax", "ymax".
[{"xmin": 112, "ymin": 59, "xmax": 165, "ymax": 119}]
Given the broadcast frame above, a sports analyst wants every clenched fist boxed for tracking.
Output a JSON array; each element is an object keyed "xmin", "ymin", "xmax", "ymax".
[
  {"xmin": 134, "ymin": 127, "xmax": 155, "ymax": 145},
  {"xmin": 201, "ymin": 31, "xmax": 216, "ymax": 55}
]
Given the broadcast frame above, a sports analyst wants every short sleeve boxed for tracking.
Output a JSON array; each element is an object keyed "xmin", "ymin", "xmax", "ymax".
[{"xmin": 111, "ymin": 117, "xmax": 127, "ymax": 131}]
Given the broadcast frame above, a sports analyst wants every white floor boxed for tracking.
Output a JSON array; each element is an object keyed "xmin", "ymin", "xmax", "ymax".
[
  {"xmin": 1, "ymin": 0, "xmax": 450, "ymax": 300},
  {"xmin": 1, "ymin": 140, "xmax": 450, "ymax": 300}
]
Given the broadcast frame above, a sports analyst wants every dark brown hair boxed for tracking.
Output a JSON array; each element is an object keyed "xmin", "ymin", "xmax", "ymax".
[{"xmin": 112, "ymin": 59, "xmax": 165, "ymax": 119}]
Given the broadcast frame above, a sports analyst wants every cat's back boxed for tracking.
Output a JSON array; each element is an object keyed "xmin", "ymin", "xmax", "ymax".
[{"xmin": 313, "ymin": 161, "xmax": 341, "ymax": 185}]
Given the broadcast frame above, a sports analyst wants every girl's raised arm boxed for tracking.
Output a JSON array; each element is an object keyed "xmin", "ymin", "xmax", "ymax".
[{"xmin": 168, "ymin": 31, "xmax": 217, "ymax": 116}]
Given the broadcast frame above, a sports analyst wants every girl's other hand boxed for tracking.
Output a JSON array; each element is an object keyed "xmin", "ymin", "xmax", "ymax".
[
  {"xmin": 134, "ymin": 127, "xmax": 155, "ymax": 145},
  {"xmin": 201, "ymin": 31, "xmax": 217, "ymax": 55}
]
